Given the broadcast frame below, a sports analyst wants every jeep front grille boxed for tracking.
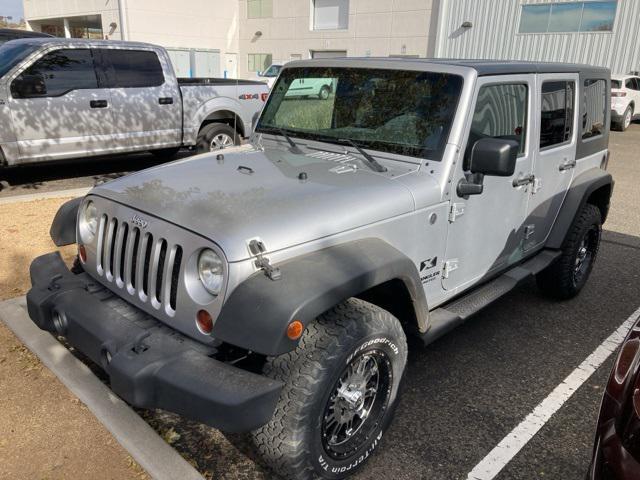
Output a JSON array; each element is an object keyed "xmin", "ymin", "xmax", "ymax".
[{"xmin": 96, "ymin": 214, "xmax": 183, "ymax": 315}]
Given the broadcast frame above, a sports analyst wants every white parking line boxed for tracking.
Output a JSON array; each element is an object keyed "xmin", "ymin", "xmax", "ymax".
[{"xmin": 467, "ymin": 305, "xmax": 640, "ymax": 480}]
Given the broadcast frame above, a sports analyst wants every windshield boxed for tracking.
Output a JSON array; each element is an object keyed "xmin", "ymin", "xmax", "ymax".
[
  {"xmin": 257, "ymin": 66, "xmax": 463, "ymax": 161},
  {"xmin": 0, "ymin": 41, "xmax": 39, "ymax": 78},
  {"xmin": 263, "ymin": 65, "xmax": 282, "ymax": 77}
]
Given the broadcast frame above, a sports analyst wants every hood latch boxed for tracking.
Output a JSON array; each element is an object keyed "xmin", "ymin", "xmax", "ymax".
[{"xmin": 249, "ymin": 239, "xmax": 282, "ymax": 281}]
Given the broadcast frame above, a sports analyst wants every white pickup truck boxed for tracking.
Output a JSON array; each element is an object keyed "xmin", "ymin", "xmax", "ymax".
[{"xmin": 0, "ymin": 38, "xmax": 269, "ymax": 166}]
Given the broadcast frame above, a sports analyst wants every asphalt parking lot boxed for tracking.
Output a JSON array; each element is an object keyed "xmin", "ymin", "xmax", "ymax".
[{"xmin": 1, "ymin": 124, "xmax": 639, "ymax": 480}]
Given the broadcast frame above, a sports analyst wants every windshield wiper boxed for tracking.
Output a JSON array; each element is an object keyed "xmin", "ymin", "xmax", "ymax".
[
  {"xmin": 340, "ymin": 139, "xmax": 387, "ymax": 173},
  {"xmin": 276, "ymin": 128, "xmax": 303, "ymax": 154}
]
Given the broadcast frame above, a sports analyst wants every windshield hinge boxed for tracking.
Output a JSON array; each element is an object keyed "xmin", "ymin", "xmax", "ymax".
[
  {"xmin": 448, "ymin": 203, "xmax": 465, "ymax": 223},
  {"xmin": 248, "ymin": 239, "xmax": 282, "ymax": 281}
]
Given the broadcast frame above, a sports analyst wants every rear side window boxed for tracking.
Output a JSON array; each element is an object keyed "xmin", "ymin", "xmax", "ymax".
[
  {"xmin": 100, "ymin": 49, "xmax": 164, "ymax": 88},
  {"xmin": 611, "ymin": 79, "xmax": 621, "ymax": 89},
  {"xmin": 11, "ymin": 48, "xmax": 97, "ymax": 98},
  {"xmin": 540, "ymin": 81, "xmax": 574, "ymax": 149},
  {"xmin": 467, "ymin": 83, "xmax": 528, "ymax": 159},
  {"xmin": 582, "ymin": 79, "xmax": 607, "ymax": 139}
]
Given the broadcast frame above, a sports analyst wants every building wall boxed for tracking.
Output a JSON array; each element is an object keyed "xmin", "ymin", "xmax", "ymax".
[
  {"xmin": 238, "ymin": 0, "xmax": 440, "ymax": 78},
  {"xmin": 435, "ymin": 0, "xmax": 640, "ymax": 74}
]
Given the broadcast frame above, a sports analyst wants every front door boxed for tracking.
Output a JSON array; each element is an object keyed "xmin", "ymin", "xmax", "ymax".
[
  {"xmin": 442, "ymin": 75, "xmax": 534, "ymax": 293},
  {"xmin": 8, "ymin": 47, "xmax": 116, "ymax": 162},
  {"xmin": 525, "ymin": 74, "xmax": 578, "ymax": 250}
]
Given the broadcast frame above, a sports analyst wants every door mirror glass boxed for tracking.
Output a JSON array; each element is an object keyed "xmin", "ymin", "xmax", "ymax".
[
  {"xmin": 469, "ymin": 137, "xmax": 519, "ymax": 177},
  {"xmin": 11, "ymin": 73, "xmax": 47, "ymax": 98}
]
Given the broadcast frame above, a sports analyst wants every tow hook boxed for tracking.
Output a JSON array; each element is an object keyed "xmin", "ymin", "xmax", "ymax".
[{"xmin": 248, "ymin": 239, "xmax": 282, "ymax": 281}]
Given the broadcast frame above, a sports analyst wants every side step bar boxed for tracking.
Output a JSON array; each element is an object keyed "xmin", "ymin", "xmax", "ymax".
[{"xmin": 420, "ymin": 249, "xmax": 561, "ymax": 346}]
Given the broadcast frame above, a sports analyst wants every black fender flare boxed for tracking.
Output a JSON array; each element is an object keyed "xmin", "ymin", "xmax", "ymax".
[
  {"xmin": 50, "ymin": 197, "xmax": 81, "ymax": 247},
  {"xmin": 546, "ymin": 168, "xmax": 613, "ymax": 249},
  {"xmin": 213, "ymin": 238, "xmax": 429, "ymax": 356}
]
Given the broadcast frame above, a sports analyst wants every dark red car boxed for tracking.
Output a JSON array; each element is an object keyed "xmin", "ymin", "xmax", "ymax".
[{"xmin": 589, "ymin": 316, "xmax": 640, "ymax": 479}]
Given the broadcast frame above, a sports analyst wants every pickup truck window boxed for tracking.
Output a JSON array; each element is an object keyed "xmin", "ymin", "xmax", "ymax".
[
  {"xmin": 0, "ymin": 42, "xmax": 40, "ymax": 78},
  {"xmin": 258, "ymin": 67, "xmax": 463, "ymax": 161},
  {"xmin": 11, "ymin": 48, "xmax": 98, "ymax": 98},
  {"xmin": 99, "ymin": 49, "xmax": 164, "ymax": 88},
  {"xmin": 540, "ymin": 81, "xmax": 575, "ymax": 149},
  {"xmin": 466, "ymin": 83, "xmax": 527, "ymax": 163}
]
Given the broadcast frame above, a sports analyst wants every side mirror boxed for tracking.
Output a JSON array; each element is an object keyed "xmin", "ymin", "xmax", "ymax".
[
  {"xmin": 11, "ymin": 73, "xmax": 46, "ymax": 98},
  {"xmin": 457, "ymin": 137, "xmax": 519, "ymax": 197}
]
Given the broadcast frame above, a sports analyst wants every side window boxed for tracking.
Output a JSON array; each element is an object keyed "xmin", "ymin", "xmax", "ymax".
[
  {"xmin": 625, "ymin": 78, "xmax": 636, "ymax": 90},
  {"xmin": 582, "ymin": 79, "xmax": 607, "ymax": 139},
  {"xmin": 540, "ymin": 81, "xmax": 574, "ymax": 149},
  {"xmin": 467, "ymin": 83, "xmax": 528, "ymax": 163},
  {"xmin": 11, "ymin": 48, "xmax": 97, "ymax": 98},
  {"xmin": 100, "ymin": 49, "xmax": 164, "ymax": 88},
  {"xmin": 629, "ymin": 78, "xmax": 640, "ymax": 91}
]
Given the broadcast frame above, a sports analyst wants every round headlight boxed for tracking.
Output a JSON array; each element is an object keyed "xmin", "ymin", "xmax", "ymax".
[
  {"xmin": 78, "ymin": 200, "xmax": 98, "ymax": 243},
  {"xmin": 198, "ymin": 249, "xmax": 224, "ymax": 296}
]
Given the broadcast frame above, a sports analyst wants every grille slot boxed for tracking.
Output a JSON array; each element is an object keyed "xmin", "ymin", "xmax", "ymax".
[{"xmin": 95, "ymin": 214, "xmax": 183, "ymax": 315}]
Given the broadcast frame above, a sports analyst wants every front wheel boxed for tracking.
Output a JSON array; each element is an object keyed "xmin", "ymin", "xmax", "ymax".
[
  {"xmin": 195, "ymin": 123, "xmax": 240, "ymax": 154},
  {"xmin": 319, "ymin": 85, "xmax": 331, "ymax": 100},
  {"xmin": 251, "ymin": 299, "xmax": 407, "ymax": 480},
  {"xmin": 537, "ymin": 204, "xmax": 602, "ymax": 299}
]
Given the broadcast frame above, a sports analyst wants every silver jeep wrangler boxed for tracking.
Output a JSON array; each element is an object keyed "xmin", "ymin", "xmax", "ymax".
[{"xmin": 28, "ymin": 58, "xmax": 613, "ymax": 479}]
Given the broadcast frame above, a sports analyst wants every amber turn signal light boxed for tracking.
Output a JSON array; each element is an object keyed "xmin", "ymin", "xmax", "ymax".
[
  {"xmin": 287, "ymin": 320, "xmax": 304, "ymax": 340},
  {"xmin": 196, "ymin": 309, "xmax": 213, "ymax": 334}
]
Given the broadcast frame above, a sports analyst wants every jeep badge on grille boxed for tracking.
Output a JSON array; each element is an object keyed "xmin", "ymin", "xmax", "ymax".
[{"xmin": 130, "ymin": 214, "xmax": 149, "ymax": 229}]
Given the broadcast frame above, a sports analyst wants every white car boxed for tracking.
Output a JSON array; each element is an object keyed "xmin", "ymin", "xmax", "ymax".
[
  {"xmin": 256, "ymin": 64, "xmax": 283, "ymax": 89},
  {"xmin": 611, "ymin": 74, "xmax": 640, "ymax": 131}
]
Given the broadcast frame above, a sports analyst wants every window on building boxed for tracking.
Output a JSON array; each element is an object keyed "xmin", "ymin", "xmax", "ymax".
[
  {"xmin": 247, "ymin": 0, "xmax": 272, "ymax": 19},
  {"xmin": 540, "ymin": 81, "xmax": 574, "ymax": 149},
  {"xmin": 11, "ymin": 48, "xmax": 98, "ymax": 98},
  {"xmin": 248, "ymin": 53, "xmax": 272, "ymax": 72},
  {"xmin": 582, "ymin": 79, "xmax": 607, "ymax": 139},
  {"xmin": 99, "ymin": 49, "xmax": 164, "ymax": 88},
  {"xmin": 468, "ymin": 83, "xmax": 528, "ymax": 159},
  {"xmin": 313, "ymin": 0, "xmax": 349, "ymax": 30},
  {"xmin": 519, "ymin": 1, "xmax": 617, "ymax": 33}
]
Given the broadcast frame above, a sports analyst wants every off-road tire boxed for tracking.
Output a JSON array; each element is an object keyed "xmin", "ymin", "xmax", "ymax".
[
  {"xmin": 195, "ymin": 123, "xmax": 240, "ymax": 154},
  {"xmin": 149, "ymin": 146, "xmax": 181, "ymax": 160},
  {"xmin": 537, "ymin": 204, "xmax": 602, "ymax": 299},
  {"xmin": 251, "ymin": 298, "xmax": 407, "ymax": 480}
]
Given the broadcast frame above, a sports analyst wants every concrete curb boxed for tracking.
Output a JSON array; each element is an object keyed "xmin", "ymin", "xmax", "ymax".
[
  {"xmin": 0, "ymin": 187, "xmax": 91, "ymax": 205},
  {"xmin": 0, "ymin": 296, "xmax": 203, "ymax": 480}
]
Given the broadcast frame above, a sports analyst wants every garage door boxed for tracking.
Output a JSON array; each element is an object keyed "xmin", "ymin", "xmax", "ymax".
[{"xmin": 311, "ymin": 50, "xmax": 347, "ymax": 59}]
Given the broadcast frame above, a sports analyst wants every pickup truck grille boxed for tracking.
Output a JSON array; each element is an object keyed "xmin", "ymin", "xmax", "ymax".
[{"xmin": 96, "ymin": 214, "xmax": 183, "ymax": 315}]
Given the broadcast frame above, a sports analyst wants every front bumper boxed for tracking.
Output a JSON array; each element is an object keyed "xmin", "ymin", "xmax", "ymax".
[{"xmin": 26, "ymin": 252, "xmax": 283, "ymax": 433}]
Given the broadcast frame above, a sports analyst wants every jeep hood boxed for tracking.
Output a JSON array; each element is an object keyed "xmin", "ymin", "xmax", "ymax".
[{"xmin": 90, "ymin": 145, "xmax": 418, "ymax": 262}]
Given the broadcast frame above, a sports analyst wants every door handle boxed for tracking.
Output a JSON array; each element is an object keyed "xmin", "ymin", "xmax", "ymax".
[
  {"xmin": 159, "ymin": 97, "xmax": 174, "ymax": 105},
  {"xmin": 90, "ymin": 100, "xmax": 108, "ymax": 108},
  {"xmin": 559, "ymin": 159, "xmax": 576, "ymax": 171},
  {"xmin": 512, "ymin": 174, "xmax": 535, "ymax": 187}
]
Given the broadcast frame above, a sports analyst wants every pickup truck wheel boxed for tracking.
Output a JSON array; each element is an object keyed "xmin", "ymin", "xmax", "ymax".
[
  {"xmin": 319, "ymin": 85, "xmax": 331, "ymax": 100},
  {"xmin": 150, "ymin": 147, "xmax": 181, "ymax": 160},
  {"xmin": 196, "ymin": 123, "xmax": 239, "ymax": 153},
  {"xmin": 251, "ymin": 298, "xmax": 407, "ymax": 480},
  {"xmin": 536, "ymin": 204, "xmax": 602, "ymax": 299}
]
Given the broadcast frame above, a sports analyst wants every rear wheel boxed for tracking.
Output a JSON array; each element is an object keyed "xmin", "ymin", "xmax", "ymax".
[
  {"xmin": 537, "ymin": 204, "xmax": 602, "ymax": 299},
  {"xmin": 250, "ymin": 299, "xmax": 407, "ymax": 480},
  {"xmin": 319, "ymin": 85, "xmax": 331, "ymax": 100},
  {"xmin": 195, "ymin": 123, "xmax": 240, "ymax": 154},
  {"xmin": 614, "ymin": 106, "xmax": 633, "ymax": 132}
]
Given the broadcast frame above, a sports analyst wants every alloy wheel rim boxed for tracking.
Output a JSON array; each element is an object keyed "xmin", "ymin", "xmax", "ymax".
[
  {"xmin": 625, "ymin": 110, "xmax": 632, "ymax": 128},
  {"xmin": 321, "ymin": 349, "xmax": 392, "ymax": 460},
  {"xmin": 573, "ymin": 227, "xmax": 598, "ymax": 286},
  {"xmin": 210, "ymin": 133, "xmax": 234, "ymax": 150}
]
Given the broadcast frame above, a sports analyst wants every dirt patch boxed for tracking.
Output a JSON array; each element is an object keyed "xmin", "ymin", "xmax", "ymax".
[
  {"xmin": 0, "ymin": 196, "xmax": 148, "ymax": 479},
  {"xmin": 0, "ymin": 197, "xmax": 77, "ymax": 300},
  {"xmin": 0, "ymin": 322, "xmax": 148, "ymax": 480}
]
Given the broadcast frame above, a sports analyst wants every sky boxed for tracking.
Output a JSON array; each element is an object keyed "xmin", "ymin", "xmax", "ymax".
[{"xmin": 0, "ymin": 0, "xmax": 25, "ymax": 20}]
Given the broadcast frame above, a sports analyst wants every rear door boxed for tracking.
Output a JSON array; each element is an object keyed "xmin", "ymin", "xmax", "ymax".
[
  {"xmin": 525, "ymin": 74, "xmax": 578, "ymax": 251},
  {"xmin": 8, "ymin": 47, "xmax": 116, "ymax": 162},
  {"xmin": 97, "ymin": 48, "xmax": 182, "ymax": 151}
]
